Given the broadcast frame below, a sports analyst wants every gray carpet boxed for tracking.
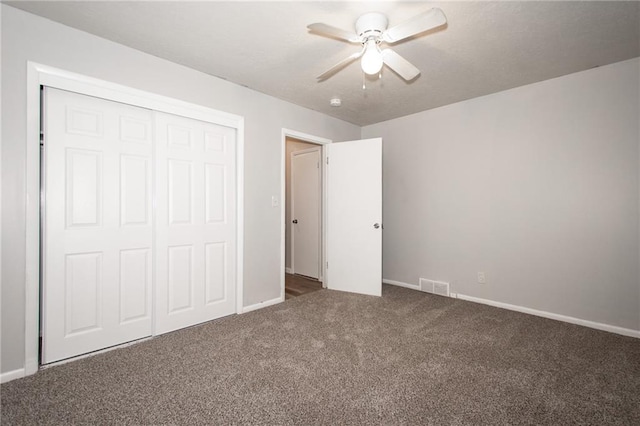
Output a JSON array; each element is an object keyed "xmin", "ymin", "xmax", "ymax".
[{"xmin": 2, "ymin": 285, "xmax": 640, "ymax": 425}]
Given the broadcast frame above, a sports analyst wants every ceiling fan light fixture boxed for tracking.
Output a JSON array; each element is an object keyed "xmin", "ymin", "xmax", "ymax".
[
  {"xmin": 361, "ymin": 39, "xmax": 383, "ymax": 75},
  {"xmin": 309, "ymin": 8, "xmax": 447, "ymax": 82}
]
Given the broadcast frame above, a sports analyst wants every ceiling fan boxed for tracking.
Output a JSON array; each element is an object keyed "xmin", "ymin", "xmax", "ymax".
[{"xmin": 308, "ymin": 8, "xmax": 447, "ymax": 82}]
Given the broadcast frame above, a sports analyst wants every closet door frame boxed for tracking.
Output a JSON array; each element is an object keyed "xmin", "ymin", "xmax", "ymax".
[{"xmin": 24, "ymin": 62, "xmax": 245, "ymax": 377}]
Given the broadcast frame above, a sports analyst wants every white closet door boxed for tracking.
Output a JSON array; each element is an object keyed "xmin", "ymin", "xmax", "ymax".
[
  {"xmin": 155, "ymin": 112, "xmax": 237, "ymax": 335},
  {"xmin": 42, "ymin": 88, "xmax": 153, "ymax": 363}
]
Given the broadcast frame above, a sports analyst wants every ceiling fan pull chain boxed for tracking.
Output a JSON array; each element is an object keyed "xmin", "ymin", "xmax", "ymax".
[{"xmin": 362, "ymin": 72, "xmax": 366, "ymax": 90}]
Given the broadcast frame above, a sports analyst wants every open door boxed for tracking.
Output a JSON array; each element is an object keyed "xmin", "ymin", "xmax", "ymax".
[{"xmin": 326, "ymin": 138, "xmax": 382, "ymax": 297}]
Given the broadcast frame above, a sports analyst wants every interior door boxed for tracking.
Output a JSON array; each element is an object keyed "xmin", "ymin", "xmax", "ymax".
[
  {"xmin": 326, "ymin": 138, "xmax": 382, "ymax": 296},
  {"xmin": 291, "ymin": 147, "xmax": 321, "ymax": 279},
  {"xmin": 155, "ymin": 111, "xmax": 237, "ymax": 335},
  {"xmin": 42, "ymin": 88, "xmax": 153, "ymax": 363}
]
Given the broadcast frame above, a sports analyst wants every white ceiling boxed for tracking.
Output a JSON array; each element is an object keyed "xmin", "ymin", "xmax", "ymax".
[{"xmin": 6, "ymin": 1, "xmax": 640, "ymax": 126}]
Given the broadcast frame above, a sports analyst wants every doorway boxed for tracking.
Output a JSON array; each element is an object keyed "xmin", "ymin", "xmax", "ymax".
[
  {"xmin": 280, "ymin": 131, "xmax": 383, "ymax": 300},
  {"xmin": 288, "ymin": 142, "xmax": 321, "ymax": 278},
  {"xmin": 285, "ymin": 138, "xmax": 322, "ymax": 295},
  {"xmin": 281, "ymin": 131, "xmax": 331, "ymax": 299}
]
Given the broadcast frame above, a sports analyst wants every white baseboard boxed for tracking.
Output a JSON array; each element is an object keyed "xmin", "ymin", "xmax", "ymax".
[
  {"xmin": 457, "ymin": 293, "xmax": 640, "ymax": 339},
  {"xmin": 241, "ymin": 296, "xmax": 284, "ymax": 314},
  {"xmin": 1, "ymin": 368, "xmax": 26, "ymax": 384},
  {"xmin": 285, "ymin": 267, "xmax": 293, "ymax": 274},
  {"xmin": 383, "ymin": 278, "xmax": 420, "ymax": 290}
]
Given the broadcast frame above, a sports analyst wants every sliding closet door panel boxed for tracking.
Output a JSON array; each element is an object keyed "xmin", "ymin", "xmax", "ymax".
[
  {"xmin": 155, "ymin": 112, "xmax": 237, "ymax": 335},
  {"xmin": 43, "ymin": 88, "xmax": 153, "ymax": 363}
]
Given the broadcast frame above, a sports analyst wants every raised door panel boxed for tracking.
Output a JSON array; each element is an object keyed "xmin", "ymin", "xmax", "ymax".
[
  {"xmin": 64, "ymin": 252, "xmax": 103, "ymax": 335},
  {"xmin": 120, "ymin": 155, "xmax": 150, "ymax": 226},
  {"xmin": 120, "ymin": 116, "xmax": 150, "ymax": 144},
  {"xmin": 168, "ymin": 245, "xmax": 195, "ymax": 313},
  {"xmin": 119, "ymin": 248, "xmax": 151, "ymax": 324},
  {"xmin": 204, "ymin": 131, "xmax": 225, "ymax": 152},
  {"xmin": 168, "ymin": 160, "xmax": 193, "ymax": 225},
  {"xmin": 66, "ymin": 106, "xmax": 104, "ymax": 138},
  {"xmin": 65, "ymin": 149, "xmax": 102, "ymax": 228},
  {"xmin": 168, "ymin": 124, "xmax": 192, "ymax": 149},
  {"xmin": 205, "ymin": 242, "xmax": 226, "ymax": 304},
  {"xmin": 205, "ymin": 163, "xmax": 226, "ymax": 223}
]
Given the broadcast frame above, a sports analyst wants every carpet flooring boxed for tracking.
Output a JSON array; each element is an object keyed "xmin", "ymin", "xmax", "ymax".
[{"xmin": 2, "ymin": 285, "xmax": 640, "ymax": 425}]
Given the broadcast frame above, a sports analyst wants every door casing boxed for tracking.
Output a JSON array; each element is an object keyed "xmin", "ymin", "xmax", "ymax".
[{"xmin": 281, "ymin": 130, "xmax": 331, "ymax": 299}]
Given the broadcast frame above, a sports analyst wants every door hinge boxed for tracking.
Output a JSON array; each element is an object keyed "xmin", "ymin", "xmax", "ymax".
[
  {"xmin": 326, "ymin": 261, "xmax": 329, "ymax": 269},
  {"xmin": 326, "ymin": 157, "xmax": 329, "ymax": 165}
]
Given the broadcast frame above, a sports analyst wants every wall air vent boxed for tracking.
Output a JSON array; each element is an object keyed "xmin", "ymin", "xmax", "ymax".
[{"xmin": 419, "ymin": 278, "xmax": 450, "ymax": 297}]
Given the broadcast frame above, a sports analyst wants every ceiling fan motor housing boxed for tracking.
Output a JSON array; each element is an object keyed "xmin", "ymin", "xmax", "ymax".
[{"xmin": 355, "ymin": 12, "xmax": 388, "ymax": 40}]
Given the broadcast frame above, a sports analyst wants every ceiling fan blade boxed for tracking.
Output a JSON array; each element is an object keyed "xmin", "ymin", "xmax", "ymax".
[
  {"xmin": 381, "ymin": 49, "xmax": 420, "ymax": 81},
  {"xmin": 307, "ymin": 23, "xmax": 360, "ymax": 43},
  {"xmin": 382, "ymin": 8, "xmax": 447, "ymax": 43},
  {"xmin": 317, "ymin": 48, "xmax": 365, "ymax": 81}
]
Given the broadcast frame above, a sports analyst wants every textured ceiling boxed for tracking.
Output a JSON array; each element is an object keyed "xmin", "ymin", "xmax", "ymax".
[{"xmin": 6, "ymin": 1, "xmax": 640, "ymax": 126}]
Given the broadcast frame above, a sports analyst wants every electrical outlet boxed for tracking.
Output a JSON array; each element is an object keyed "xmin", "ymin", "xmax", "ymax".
[
  {"xmin": 477, "ymin": 272, "xmax": 486, "ymax": 284},
  {"xmin": 271, "ymin": 196, "xmax": 279, "ymax": 207}
]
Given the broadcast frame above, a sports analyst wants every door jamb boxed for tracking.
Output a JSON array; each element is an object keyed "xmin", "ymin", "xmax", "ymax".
[
  {"xmin": 281, "ymin": 129, "xmax": 331, "ymax": 299},
  {"xmin": 25, "ymin": 62, "xmax": 245, "ymax": 377}
]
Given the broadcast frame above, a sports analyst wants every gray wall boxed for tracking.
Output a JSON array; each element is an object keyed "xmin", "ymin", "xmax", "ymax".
[
  {"xmin": 1, "ymin": 5, "xmax": 360, "ymax": 374},
  {"xmin": 363, "ymin": 58, "xmax": 640, "ymax": 331}
]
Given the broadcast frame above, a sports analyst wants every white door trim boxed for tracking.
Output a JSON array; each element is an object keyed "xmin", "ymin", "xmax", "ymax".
[
  {"xmin": 25, "ymin": 62, "xmax": 245, "ymax": 377},
  {"xmin": 281, "ymin": 130, "xmax": 331, "ymax": 299}
]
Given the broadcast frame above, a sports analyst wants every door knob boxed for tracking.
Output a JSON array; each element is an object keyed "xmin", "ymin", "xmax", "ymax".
[
  {"xmin": 373, "ymin": 223, "xmax": 380, "ymax": 229},
  {"xmin": 292, "ymin": 219, "xmax": 298, "ymax": 224}
]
